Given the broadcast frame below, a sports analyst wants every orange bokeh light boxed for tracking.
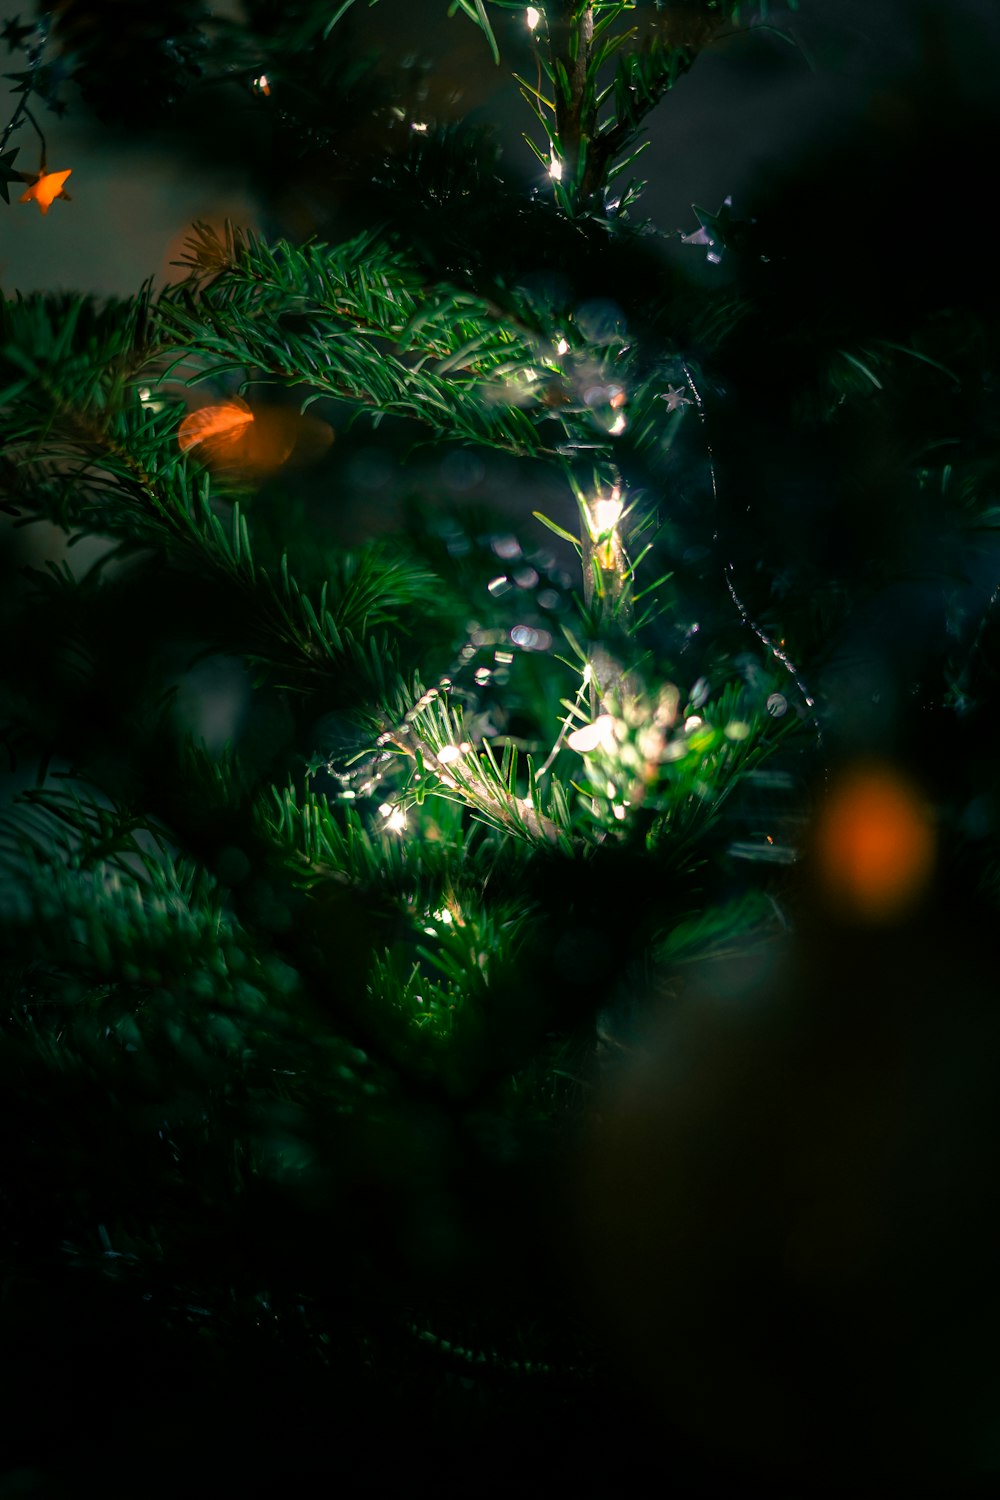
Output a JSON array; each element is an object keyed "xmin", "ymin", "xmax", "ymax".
[
  {"xmin": 814, "ymin": 763, "xmax": 935, "ymax": 923},
  {"xmin": 178, "ymin": 399, "xmax": 332, "ymax": 477}
]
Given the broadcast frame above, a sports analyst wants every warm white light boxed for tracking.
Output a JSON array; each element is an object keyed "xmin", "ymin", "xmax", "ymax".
[
  {"xmin": 526, "ymin": 6, "xmax": 541, "ymax": 30},
  {"xmin": 609, "ymin": 413, "xmax": 626, "ymax": 436},
  {"xmin": 138, "ymin": 385, "xmax": 165, "ymax": 413},
  {"xmin": 555, "ymin": 336, "xmax": 569, "ymax": 356},
  {"xmin": 684, "ymin": 715, "xmax": 703, "ymax": 732},
  {"xmin": 567, "ymin": 715, "xmax": 617, "ymax": 754},
  {"xmin": 386, "ymin": 808, "xmax": 407, "ymax": 833},
  {"xmin": 591, "ymin": 489, "xmax": 623, "ymax": 534},
  {"xmin": 548, "ymin": 156, "xmax": 563, "ymax": 182},
  {"xmin": 411, "ymin": 121, "xmax": 429, "ymax": 132},
  {"xmin": 253, "ymin": 74, "xmax": 271, "ymax": 96}
]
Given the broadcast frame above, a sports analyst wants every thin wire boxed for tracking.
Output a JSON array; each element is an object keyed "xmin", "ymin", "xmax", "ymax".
[
  {"xmin": 680, "ymin": 358, "xmax": 825, "ymax": 758},
  {"xmin": 21, "ymin": 104, "xmax": 48, "ymax": 164},
  {"xmin": 1, "ymin": 19, "xmax": 51, "ymax": 162}
]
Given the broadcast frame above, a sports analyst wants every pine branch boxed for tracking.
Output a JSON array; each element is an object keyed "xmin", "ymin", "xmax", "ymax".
[
  {"xmin": 158, "ymin": 225, "xmax": 599, "ymax": 460},
  {"xmin": 0, "ymin": 293, "xmax": 444, "ymax": 699}
]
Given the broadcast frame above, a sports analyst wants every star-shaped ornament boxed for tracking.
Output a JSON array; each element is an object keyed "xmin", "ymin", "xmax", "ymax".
[
  {"xmin": 1, "ymin": 16, "xmax": 37, "ymax": 54},
  {"xmin": 658, "ymin": 384, "xmax": 692, "ymax": 412},
  {"xmin": 0, "ymin": 145, "xmax": 24, "ymax": 205},
  {"xmin": 4, "ymin": 62, "xmax": 69, "ymax": 115},
  {"xmin": 682, "ymin": 195, "xmax": 753, "ymax": 263},
  {"xmin": 19, "ymin": 167, "xmax": 72, "ymax": 215}
]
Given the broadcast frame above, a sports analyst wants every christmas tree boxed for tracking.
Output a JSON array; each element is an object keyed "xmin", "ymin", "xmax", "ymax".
[{"xmin": 3, "ymin": 1, "xmax": 1000, "ymax": 1491}]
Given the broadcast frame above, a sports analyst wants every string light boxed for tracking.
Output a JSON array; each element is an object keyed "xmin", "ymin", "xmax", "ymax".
[
  {"xmin": 252, "ymin": 74, "xmax": 271, "ymax": 96},
  {"xmin": 526, "ymin": 7, "xmax": 541, "ymax": 30},
  {"xmin": 609, "ymin": 413, "xmax": 626, "ymax": 436},
  {"xmin": 567, "ymin": 714, "xmax": 617, "ymax": 754},
  {"xmin": 589, "ymin": 486, "xmax": 623, "ymax": 537},
  {"xmin": 548, "ymin": 156, "xmax": 563, "ymax": 182},
  {"xmin": 137, "ymin": 386, "xmax": 165, "ymax": 413},
  {"xmin": 423, "ymin": 906, "xmax": 456, "ymax": 934},
  {"xmin": 555, "ymin": 336, "xmax": 570, "ymax": 356},
  {"xmin": 379, "ymin": 803, "xmax": 407, "ymax": 833}
]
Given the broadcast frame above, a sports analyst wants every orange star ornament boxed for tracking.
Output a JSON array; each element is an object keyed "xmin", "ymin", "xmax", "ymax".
[{"xmin": 20, "ymin": 168, "xmax": 72, "ymax": 216}]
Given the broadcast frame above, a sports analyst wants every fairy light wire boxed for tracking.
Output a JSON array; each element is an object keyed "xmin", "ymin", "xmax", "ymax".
[
  {"xmin": 1, "ymin": 18, "xmax": 51, "ymax": 158},
  {"xmin": 680, "ymin": 359, "xmax": 824, "ymax": 757}
]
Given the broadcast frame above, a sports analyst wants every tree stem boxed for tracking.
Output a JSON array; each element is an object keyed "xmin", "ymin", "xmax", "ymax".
[{"xmin": 551, "ymin": 2, "xmax": 594, "ymax": 205}]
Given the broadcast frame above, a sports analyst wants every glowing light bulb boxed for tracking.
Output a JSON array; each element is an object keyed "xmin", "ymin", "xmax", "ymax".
[
  {"xmin": 526, "ymin": 6, "xmax": 541, "ymax": 30},
  {"xmin": 548, "ymin": 156, "xmax": 563, "ymax": 182},
  {"xmin": 610, "ymin": 413, "xmax": 626, "ymax": 436},
  {"xmin": 555, "ymin": 336, "xmax": 569, "ymax": 356},
  {"xmin": 138, "ymin": 385, "xmax": 165, "ymax": 413},
  {"xmin": 591, "ymin": 488, "xmax": 623, "ymax": 534},
  {"xmin": 253, "ymin": 74, "xmax": 271, "ymax": 96}
]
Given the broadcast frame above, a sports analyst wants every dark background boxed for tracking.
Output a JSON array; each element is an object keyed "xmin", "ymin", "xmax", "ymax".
[{"xmin": 3, "ymin": 0, "xmax": 998, "ymax": 295}]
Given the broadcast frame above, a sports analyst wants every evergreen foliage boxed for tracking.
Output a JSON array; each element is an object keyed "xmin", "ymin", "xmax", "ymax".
[{"xmin": 2, "ymin": 1, "xmax": 1000, "ymax": 1491}]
